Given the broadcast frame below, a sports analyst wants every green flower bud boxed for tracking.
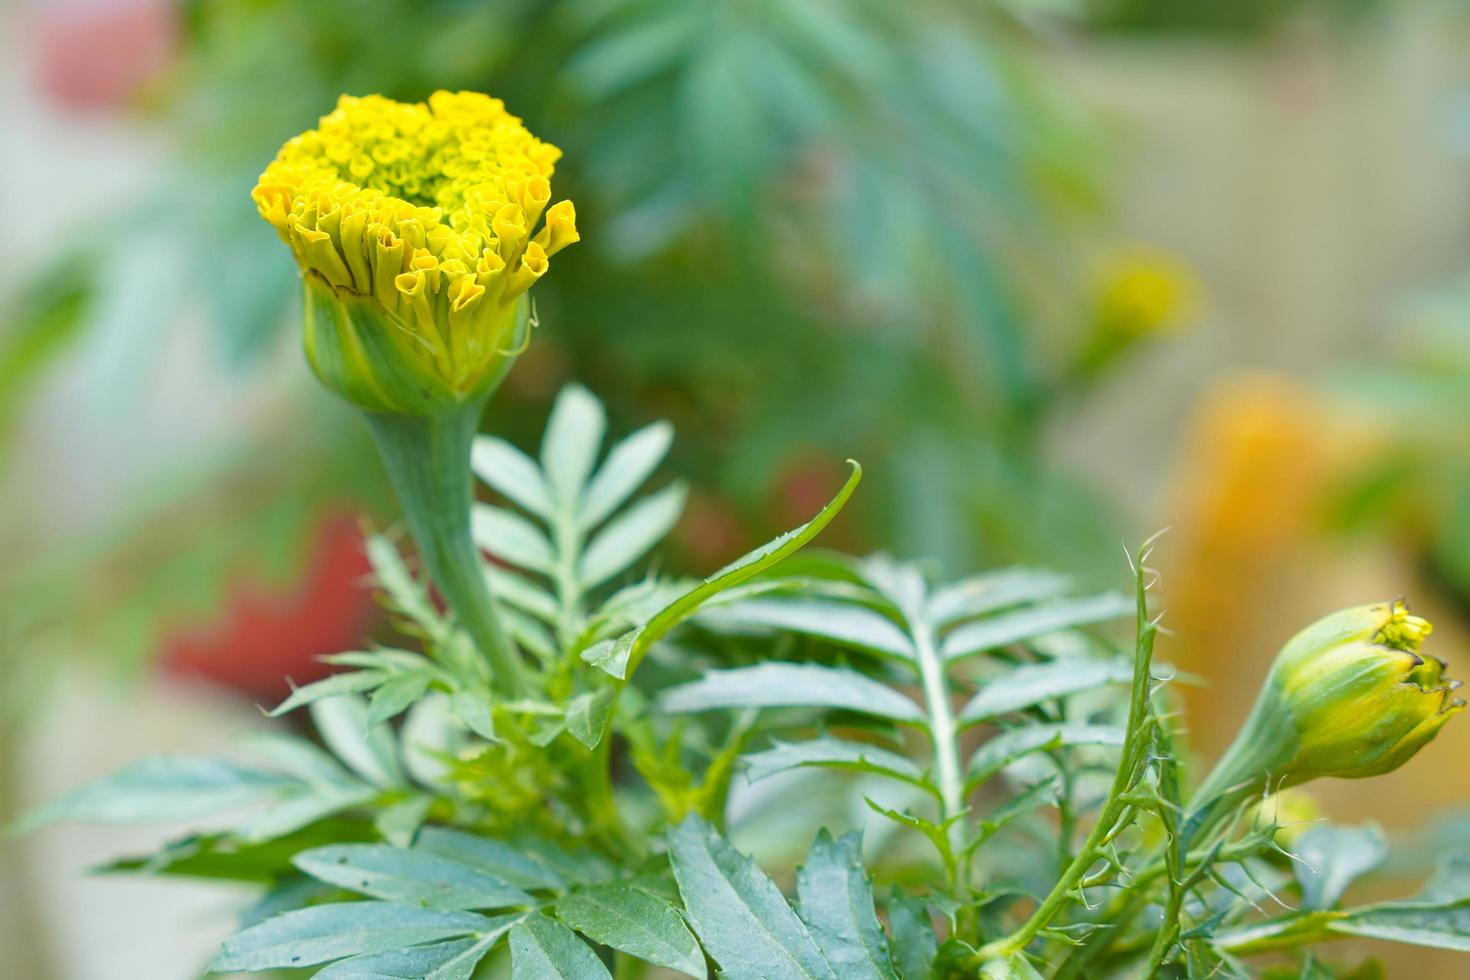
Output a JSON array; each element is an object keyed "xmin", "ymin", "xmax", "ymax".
[{"xmin": 1192, "ymin": 602, "xmax": 1462, "ymax": 825}]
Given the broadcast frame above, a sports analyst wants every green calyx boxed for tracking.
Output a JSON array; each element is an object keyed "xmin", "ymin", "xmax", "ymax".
[{"xmin": 302, "ymin": 276, "xmax": 528, "ymax": 416}]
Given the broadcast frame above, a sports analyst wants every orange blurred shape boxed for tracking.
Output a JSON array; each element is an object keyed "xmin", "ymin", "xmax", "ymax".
[
  {"xmin": 160, "ymin": 513, "xmax": 380, "ymax": 703},
  {"xmin": 32, "ymin": 0, "xmax": 177, "ymax": 110}
]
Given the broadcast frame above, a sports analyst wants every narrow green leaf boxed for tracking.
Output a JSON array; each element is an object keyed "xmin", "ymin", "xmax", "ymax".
[
  {"xmin": 668, "ymin": 815, "xmax": 837, "ymax": 979},
  {"xmin": 580, "ymin": 420, "xmax": 674, "ymax": 529},
  {"xmin": 555, "ymin": 882, "xmax": 706, "ymax": 978},
  {"xmin": 942, "ymin": 592, "xmax": 1132, "ymax": 662},
  {"xmin": 796, "ymin": 830, "xmax": 898, "ymax": 980},
  {"xmin": 1332, "ymin": 900, "xmax": 1470, "ymax": 951},
  {"xmin": 742, "ymin": 737, "xmax": 923, "ymax": 786},
  {"xmin": 978, "ymin": 952, "xmax": 1045, "ymax": 979},
  {"xmin": 659, "ymin": 663, "xmax": 923, "ymax": 723},
  {"xmin": 925, "ymin": 568, "xmax": 1071, "ymax": 629},
  {"xmin": 239, "ymin": 734, "xmax": 362, "ymax": 789},
  {"xmin": 565, "ymin": 688, "xmax": 616, "ymax": 749},
  {"xmin": 271, "ymin": 671, "xmax": 389, "ymax": 718},
  {"xmin": 473, "ymin": 436, "xmax": 553, "ymax": 519},
  {"xmin": 1293, "ymin": 823, "xmax": 1387, "ymax": 911},
  {"xmin": 582, "ymin": 462, "xmax": 861, "ymax": 680},
  {"xmin": 472, "ymin": 505, "xmax": 556, "ymax": 573},
  {"xmin": 311, "ymin": 696, "xmax": 406, "ymax": 788},
  {"xmin": 293, "ymin": 844, "xmax": 533, "ymax": 910},
  {"xmin": 540, "ymin": 385, "xmax": 606, "ymax": 506},
  {"xmin": 510, "ymin": 912, "xmax": 613, "ymax": 979},
  {"xmin": 956, "ymin": 659, "xmax": 1133, "ymax": 727},
  {"xmin": 579, "ymin": 481, "xmax": 687, "ymax": 587},
  {"xmin": 315, "ymin": 933, "xmax": 503, "ymax": 980},
  {"xmin": 210, "ymin": 902, "xmax": 502, "ymax": 971},
  {"xmin": 366, "ymin": 533, "xmax": 443, "ymax": 634},
  {"xmin": 699, "ymin": 598, "xmax": 915, "ymax": 662},
  {"xmin": 16, "ymin": 757, "xmax": 293, "ymax": 830},
  {"xmin": 966, "ymin": 724, "xmax": 1125, "ymax": 786},
  {"xmin": 415, "ymin": 827, "xmax": 566, "ymax": 891},
  {"xmin": 233, "ymin": 786, "xmax": 378, "ymax": 844},
  {"xmin": 487, "ymin": 567, "xmax": 561, "ymax": 624}
]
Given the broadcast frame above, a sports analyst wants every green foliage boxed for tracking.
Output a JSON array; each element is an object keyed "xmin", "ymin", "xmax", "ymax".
[{"xmin": 26, "ymin": 387, "xmax": 1468, "ymax": 978}]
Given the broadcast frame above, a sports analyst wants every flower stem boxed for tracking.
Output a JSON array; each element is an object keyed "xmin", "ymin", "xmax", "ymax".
[{"xmin": 364, "ymin": 396, "xmax": 525, "ymax": 696}]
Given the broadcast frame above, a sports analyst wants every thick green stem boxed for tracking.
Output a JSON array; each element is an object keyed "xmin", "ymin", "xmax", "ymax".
[{"xmin": 365, "ymin": 397, "xmax": 525, "ymax": 696}]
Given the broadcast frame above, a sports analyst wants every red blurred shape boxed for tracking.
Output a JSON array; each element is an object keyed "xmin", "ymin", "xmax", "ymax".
[
  {"xmin": 161, "ymin": 513, "xmax": 381, "ymax": 704},
  {"xmin": 32, "ymin": 0, "xmax": 178, "ymax": 110}
]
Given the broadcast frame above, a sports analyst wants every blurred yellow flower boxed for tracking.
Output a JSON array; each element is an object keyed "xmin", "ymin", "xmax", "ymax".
[
  {"xmin": 252, "ymin": 91, "xmax": 578, "ymax": 414},
  {"xmin": 1094, "ymin": 246, "xmax": 1198, "ymax": 340}
]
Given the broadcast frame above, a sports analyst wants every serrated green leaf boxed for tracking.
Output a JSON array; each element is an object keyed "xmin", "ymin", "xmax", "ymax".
[
  {"xmin": 315, "ymin": 933, "xmax": 503, "ymax": 980},
  {"xmin": 16, "ymin": 757, "xmax": 294, "ymax": 830},
  {"xmin": 293, "ymin": 844, "xmax": 533, "ymax": 910},
  {"xmin": 796, "ymin": 830, "xmax": 898, "ymax": 980},
  {"xmin": 886, "ymin": 891, "xmax": 936, "ymax": 980},
  {"xmin": 579, "ymin": 481, "xmax": 687, "ymax": 587},
  {"xmin": 311, "ymin": 696, "xmax": 406, "ymax": 789},
  {"xmin": 233, "ymin": 785, "xmax": 379, "ymax": 844},
  {"xmin": 450, "ymin": 688, "xmax": 498, "ymax": 742},
  {"xmin": 375, "ymin": 795, "xmax": 434, "ymax": 848},
  {"xmin": 925, "ymin": 568, "xmax": 1071, "ymax": 628},
  {"xmin": 580, "ymin": 420, "xmax": 674, "ymax": 529},
  {"xmin": 565, "ymin": 688, "xmax": 616, "ymax": 749},
  {"xmin": 472, "ymin": 505, "xmax": 556, "ymax": 573},
  {"xmin": 942, "ymin": 592, "xmax": 1132, "ymax": 662},
  {"xmin": 582, "ymin": 462, "xmax": 860, "ymax": 680},
  {"xmin": 415, "ymin": 827, "xmax": 566, "ymax": 892},
  {"xmin": 699, "ymin": 597, "xmax": 915, "ymax": 662},
  {"xmin": 1332, "ymin": 900, "xmax": 1470, "ymax": 951},
  {"xmin": 271, "ymin": 671, "xmax": 390, "ymax": 717},
  {"xmin": 966, "ymin": 724, "xmax": 1125, "ymax": 786},
  {"xmin": 473, "ymin": 436, "xmax": 553, "ymax": 519},
  {"xmin": 742, "ymin": 737, "xmax": 923, "ymax": 786},
  {"xmin": 210, "ymin": 902, "xmax": 505, "ymax": 971},
  {"xmin": 956, "ymin": 659, "xmax": 1133, "ymax": 727},
  {"xmin": 510, "ymin": 912, "xmax": 613, "ymax": 979},
  {"xmin": 555, "ymin": 882, "xmax": 706, "ymax": 978},
  {"xmin": 541, "ymin": 385, "xmax": 606, "ymax": 507},
  {"xmin": 669, "ymin": 815, "xmax": 836, "ymax": 979},
  {"xmin": 1293, "ymin": 823, "xmax": 1387, "ymax": 911},
  {"xmin": 659, "ymin": 663, "xmax": 923, "ymax": 723},
  {"xmin": 367, "ymin": 672, "xmax": 434, "ymax": 729}
]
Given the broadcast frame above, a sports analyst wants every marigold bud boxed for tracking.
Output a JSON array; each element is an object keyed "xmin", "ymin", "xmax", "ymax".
[
  {"xmin": 252, "ymin": 92, "xmax": 578, "ymax": 414},
  {"xmin": 1194, "ymin": 602, "xmax": 1462, "ymax": 816}
]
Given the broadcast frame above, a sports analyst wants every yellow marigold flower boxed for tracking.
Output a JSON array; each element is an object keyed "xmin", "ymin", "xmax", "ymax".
[
  {"xmin": 253, "ymin": 91, "xmax": 579, "ymax": 414},
  {"xmin": 1193, "ymin": 601, "xmax": 1462, "ymax": 823}
]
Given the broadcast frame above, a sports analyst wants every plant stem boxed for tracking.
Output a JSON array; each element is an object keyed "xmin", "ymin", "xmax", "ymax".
[
  {"xmin": 909, "ymin": 606, "xmax": 968, "ymax": 898},
  {"xmin": 365, "ymin": 396, "xmax": 525, "ymax": 696},
  {"xmin": 976, "ymin": 559, "xmax": 1157, "ymax": 961}
]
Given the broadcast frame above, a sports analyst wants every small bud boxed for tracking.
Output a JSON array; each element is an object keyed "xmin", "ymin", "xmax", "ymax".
[{"xmin": 1195, "ymin": 602, "xmax": 1462, "ymax": 816}]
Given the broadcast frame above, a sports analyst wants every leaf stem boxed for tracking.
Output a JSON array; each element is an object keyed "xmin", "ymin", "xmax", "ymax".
[
  {"xmin": 365, "ymin": 397, "xmax": 525, "ymax": 696},
  {"xmin": 976, "ymin": 549, "xmax": 1158, "ymax": 961},
  {"xmin": 907, "ymin": 600, "xmax": 969, "ymax": 898}
]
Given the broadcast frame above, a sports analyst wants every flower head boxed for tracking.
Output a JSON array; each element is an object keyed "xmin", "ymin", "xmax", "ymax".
[
  {"xmin": 253, "ymin": 91, "xmax": 578, "ymax": 414},
  {"xmin": 1197, "ymin": 601, "xmax": 1462, "ymax": 811}
]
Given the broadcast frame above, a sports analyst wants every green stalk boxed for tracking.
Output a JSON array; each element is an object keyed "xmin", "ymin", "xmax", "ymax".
[
  {"xmin": 365, "ymin": 395, "xmax": 525, "ymax": 696},
  {"xmin": 975, "ymin": 555, "xmax": 1159, "ymax": 962}
]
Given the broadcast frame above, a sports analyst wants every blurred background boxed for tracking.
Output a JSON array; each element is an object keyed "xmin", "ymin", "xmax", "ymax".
[{"xmin": 4, "ymin": 0, "xmax": 1470, "ymax": 975}]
